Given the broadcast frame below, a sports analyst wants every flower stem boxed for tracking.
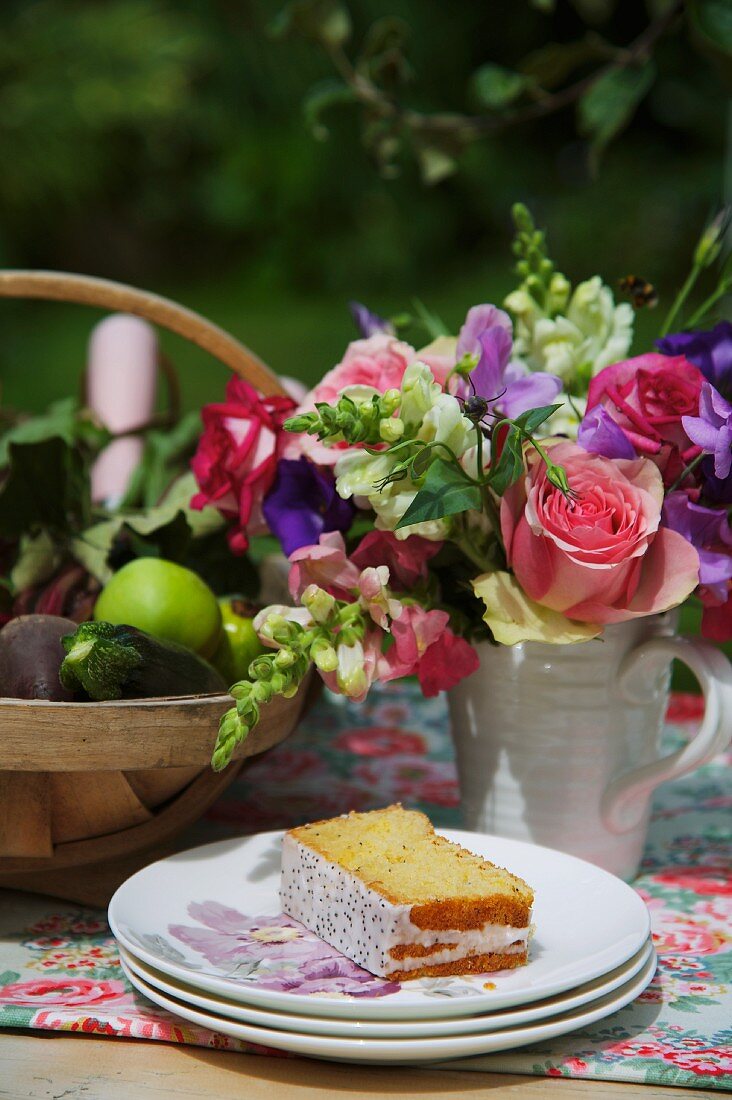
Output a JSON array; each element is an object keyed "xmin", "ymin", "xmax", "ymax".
[
  {"xmin": 685, "ymin": 277, "xmax": 732, "ymax": 329},
  {"xmin": 668, "ymin": 452, "xmax": 704, "ymax": 493},
  {"xmin": 660, "ymin": 265, "xmax": 703, "ymax": 337}
]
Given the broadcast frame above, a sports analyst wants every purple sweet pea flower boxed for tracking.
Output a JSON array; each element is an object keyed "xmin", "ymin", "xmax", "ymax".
[
  {"xmin": 662, "ymin": 491, "xmax": 732, "ymax": 598},
  {"xmin": 577, "ymin": 405, "xmax": 637, "ymax": 460},
  {"xmin": 457, "ymin": 304, "xmax": 563, "ymax": 419},
  {"xmin": 657, "ymin": 322, "xmax": 732, "ymax": 399},
  {"xmin": 682, "ymin": 382, "xmax": 732, "ymax": 480},
  {"xmin": 263, "ymin": 458, "xmax": 355, "ymax": 557},
  {"xmin": 348, "ymin": 301, "xmax": 394, "ymax": 338}
]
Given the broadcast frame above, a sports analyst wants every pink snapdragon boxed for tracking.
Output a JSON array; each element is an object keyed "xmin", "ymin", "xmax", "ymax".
[
  {"xmin": 357, "ymin": 566, "xmax": 402, "ymax": 629},
  {"xmin": 318, "ymin": 628, "xmax": 383, "ymax": 703},
  {"xmin": 379, "ymin": 605, "xmax": 480, "ymax": 697},
  {"xmin": 350, "ymin": 530, "xmax": 443, "ymax": 589},
  {"xmin": 288, "ymin": 532, "xmax": 361, "ymax": 601}
]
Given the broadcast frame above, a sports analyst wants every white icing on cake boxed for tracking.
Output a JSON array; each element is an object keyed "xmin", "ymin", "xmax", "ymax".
[{"xmin": 279, "ymin": 833, "xmax": 530, "ymax": 978}]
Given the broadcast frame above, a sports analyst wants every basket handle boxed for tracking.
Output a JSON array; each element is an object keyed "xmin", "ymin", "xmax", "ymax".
[{"xmin": 0, "ymin": 270, "xmax": 286, "ymax": 397}]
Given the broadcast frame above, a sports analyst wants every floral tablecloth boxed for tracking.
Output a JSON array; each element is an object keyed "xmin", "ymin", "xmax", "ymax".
[{"xmin": 0, "ymin": 684, "xmax": 730, "ymax": 1089}]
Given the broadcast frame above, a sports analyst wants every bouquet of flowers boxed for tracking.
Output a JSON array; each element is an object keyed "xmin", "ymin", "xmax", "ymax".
[{"xmin": 191, "ymin": 205, "xmax": 732, "ymax": 770}]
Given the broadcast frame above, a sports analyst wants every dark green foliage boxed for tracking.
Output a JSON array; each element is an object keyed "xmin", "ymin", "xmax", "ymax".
[
  {"xmin": 0, "ymin": 438, "xmax": 91, "ymax": 539},
  {"xmin": 396, "ymin": 459, "xmax": 481, "ymax": 529}
]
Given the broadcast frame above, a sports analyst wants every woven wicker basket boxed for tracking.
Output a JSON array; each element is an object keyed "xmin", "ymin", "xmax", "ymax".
[{"xmin": 0, "ymin": 271, "xmax": 311, "ymax": 905}]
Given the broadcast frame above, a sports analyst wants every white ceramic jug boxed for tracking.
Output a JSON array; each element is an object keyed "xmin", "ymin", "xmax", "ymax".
[{"xmin": 447, "ymin": 615, "xmax": 732, "ymax": 880}]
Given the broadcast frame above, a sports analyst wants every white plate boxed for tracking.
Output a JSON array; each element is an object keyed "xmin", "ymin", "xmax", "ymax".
[
  {"xmin": 120, "ymin": 936, "xmax": 654, "ymax": 1039},
  {"xmin": 109, "ymin": 830, "xmax": 650, "ymax": 1021},
  {"xmin": 121, "ymin": 949, "xmax": 657, "ymax": 1064}
]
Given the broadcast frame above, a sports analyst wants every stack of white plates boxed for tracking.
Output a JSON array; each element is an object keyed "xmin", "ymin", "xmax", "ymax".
[{"xmin": 110, "ymin": 830, "xmax": 655, "ymax": 1065}]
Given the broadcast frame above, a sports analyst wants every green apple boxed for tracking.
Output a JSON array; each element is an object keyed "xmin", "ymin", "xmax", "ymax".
[
  {"xmin": 93, "ymin": 558, "xmax": 222, "ymax": 657},
  {"xmin": 211, "ymin": 596, "xmax": 266, "ymax": 684}
]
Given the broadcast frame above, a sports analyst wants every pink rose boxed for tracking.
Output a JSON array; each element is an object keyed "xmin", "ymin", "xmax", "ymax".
[
  {"xmin": 191, "ymin": 375, "xmax": 294, "ymax": 553},
  {"xmin": 586, "ymin": 353, "xmax": 704, "ymax": 485},
  {"xmin": 501, "ymin": 441, "xmax": 700, "ymax": 625},
  {"xmin": 284, "ymin": 334, "xmax": 451, "ymax": 466},
  {"xmin": 0, "ymin": 977, "xmax": 127, "ymax": 1006},
  {"xmin": 378, "ymin": 605, "xmax": 480, "ymax": 696}
]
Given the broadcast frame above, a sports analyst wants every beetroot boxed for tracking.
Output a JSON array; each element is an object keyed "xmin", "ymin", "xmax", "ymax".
[{"xmin": 0, "ymin": 614, "xmax": 77, "ymax": 700}]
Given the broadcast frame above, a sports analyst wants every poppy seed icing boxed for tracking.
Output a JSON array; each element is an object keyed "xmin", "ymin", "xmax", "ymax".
[{"xmin": 279, "ymin": 805, "xmax": 533, "ymax": 980}]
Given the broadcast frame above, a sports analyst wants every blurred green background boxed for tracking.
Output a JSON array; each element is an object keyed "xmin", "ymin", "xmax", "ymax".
[{"xmin": 0, "ymin": 0, "xmax": 726, "ymax": 417}]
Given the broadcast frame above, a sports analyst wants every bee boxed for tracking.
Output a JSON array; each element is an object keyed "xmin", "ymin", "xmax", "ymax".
[{"xmin": 618, "ymin": 275, "xmax": 658, "ymax": 310}]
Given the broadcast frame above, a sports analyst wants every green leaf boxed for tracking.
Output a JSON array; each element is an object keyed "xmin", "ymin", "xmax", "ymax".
[
  {"xmin": 513, "ymin": 403, "xmax": 563, "ymax": 433},
  {"xmin": 416, "ymin": 144, "xmax": 458, "ymax": 185},
  {"xmin": 578, "ymin": 61, "xmax": 656, "ymax": 161},
  {"xmin": 0, "ymin": 437, "xmax": 90, "ymax": 539},
  {"xmin": 488, "ymin": 428, "xmax": 525, "ymax": 495},
  {"xmin": 9, "ymin": 530, "xmax": 61, "ymax": 591},
  {"xmin": 0, "ymin": 970, "xmax": 20, "ymax": 986},
  {"xmin": 411, "ymin": 446, "xmax": 435, "ymax": 478},
  {"xmin": 71, "ymin": 472, "xmax": 224, "ymax": 584},
  {"xmin": 396, "ymin": 459, "xmax": 480, "ymax": 529},
  {"xmin": 269, "ymin": 0, "xmax": 351, "ymax": 47},
  {"xmin": 570, "ymin": 0, "xmax": 618, "ymax": 23},
  {"xmin": 471, "ymin": 64, "xmax": 535, "ymax": 109},
  {"xmin": 520, "ymin": 38, "xmax": 604, "ymax": 90},
  {"xmin": 0, "ymin": 399, "xmax": 109, "ymax": 467},
  {"xmin": 689, "ymin": 0, "xmax": 732, "ymax": 78},
  {"xmin": 110, "ymin": 511, "xmax": 193, "ymax": 569},
  {"xmin": 410, "ymin": 298, "xmax": 449, "ymax": 339},
  {"xmin": 303, "ymin": 80, "xmax": 357, "ymax": 140},
  {"xmin": 119, "ymin": 411, "xmax": 201, "ymax": 510}
]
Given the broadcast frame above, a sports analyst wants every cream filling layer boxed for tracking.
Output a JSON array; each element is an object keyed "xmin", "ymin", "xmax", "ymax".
[{"xmin": 280, "ymin": 834, "xmax": 530, "ymax": 978}]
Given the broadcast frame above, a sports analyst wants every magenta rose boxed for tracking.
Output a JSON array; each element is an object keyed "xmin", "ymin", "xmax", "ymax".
[
  {"xmin": 191, "ymin": 375, "xmax": 295, "ymax": 553},
  {"xmin": 501, "ymin": 441, "xmax": 700, "ymax": 624},
  {"xmin": 586, "ymin": 353, "xmax": 704, "ymax": 485}
]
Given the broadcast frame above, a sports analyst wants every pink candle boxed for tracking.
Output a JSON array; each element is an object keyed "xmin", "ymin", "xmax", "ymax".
[{"xmin": 87, "ymin": 314, "xmax": 158, "ymax": 505}]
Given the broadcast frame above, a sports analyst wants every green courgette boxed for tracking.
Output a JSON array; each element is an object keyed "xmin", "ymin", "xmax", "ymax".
[{"xmin": 60, "ymin": 622, "xmax": 228, "ymax": 701}]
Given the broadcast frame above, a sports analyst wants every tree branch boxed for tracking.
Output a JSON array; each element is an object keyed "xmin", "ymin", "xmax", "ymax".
[{"xmin": 322, "ymin": 0, "xmax": 683, "ymax": 144}]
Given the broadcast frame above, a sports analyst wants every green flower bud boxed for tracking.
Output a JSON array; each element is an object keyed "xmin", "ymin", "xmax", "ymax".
[
  {"xmin": 270, "ymin": 671, "xmax": 287, "ymax": 694},
  {"xmin": 311, "ymin": 639, "xmax": 338, "ymax": 672},
  {"xmin": 229, "ymin": 680, "xmax": 252, "ymax": 702},
  {"xmin": 236, "ymin": 699, "xmax": 258, "ymax": 726},
  {"xmin": 272, "ymin": 622, "xmax": 298, "ymax": 645},
  {"xmin": 251, "ymin": 680, "xmax": 274, "ymax": 705},
  {"xmin": 546, "ymin": 463, "xmax": 572, "ymax": 497},
  {"xmin": 694, "ymin": 208, "xmax": 731, "ymax": 269},
  {"xmin": 250, "ymin": 655, "xmax": 274, "ymax": 680},
  {"xmin": 274, "ymin": 647, "xmax": 297, "ymax": 669},
  {"xmin": 284, "ymin": 413, "xmax": 316, "ymax": 434},
  {"xmin": 301, "ymin": 584, "xmax": 337, "ymax": 623},
  {"xmin": 382, "ymin": 389, "xmax": 402, "ymax": 414},
  {"xmin": 453, "ymin": 351, "xmax": 479, "ymax": 379},
  {"xmin": 379, "ymin": 417, "xmax": 404, "ymax": 443},
  {"xmin": 337, "ymin": 603, "xmax": 363, "ymax": 627}
]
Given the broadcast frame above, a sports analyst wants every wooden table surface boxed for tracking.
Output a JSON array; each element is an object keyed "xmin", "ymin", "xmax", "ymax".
[{"xmin": 0, "ymin": 1032, "xmax": 714, "ymax": 1100}]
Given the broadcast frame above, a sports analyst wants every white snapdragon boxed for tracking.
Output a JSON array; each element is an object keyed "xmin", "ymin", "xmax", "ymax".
[
  {"xmin": 335, "ymin": 360, "xmax": 473, "ymax": 540},
  {"xmin": 506, "ymin": 275, "xmax": 633, "ymax": 386}
]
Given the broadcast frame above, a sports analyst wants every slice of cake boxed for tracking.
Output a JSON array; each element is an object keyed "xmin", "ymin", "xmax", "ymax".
[{"xmin": 280, "ymin": 804, "xmax": 533, "ymax": 981}]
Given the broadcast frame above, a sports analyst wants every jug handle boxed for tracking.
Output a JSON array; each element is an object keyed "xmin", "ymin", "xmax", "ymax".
[{"xmin": 602, "ymin": 635, "xmax": 732, "ymax": 835}]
